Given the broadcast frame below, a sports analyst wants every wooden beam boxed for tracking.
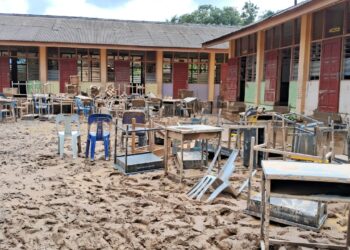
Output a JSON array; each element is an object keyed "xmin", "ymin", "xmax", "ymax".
[
  {"xmin": 39, "ymin": 46, "xmax": 47, "ymax": 83},
  {"xmin": 0, "ymin": 41, "xmax": 228, "ymax": 53},
  {"xmin": 100, "ymin": 48, "xmax": 107, "ymax": 86},
  {"xmin": 255, "ymin": 30, "xmax": 265, "ymax": 105},
  {"xmin": 296, "ymin": 13, "xmax": 312, "ymax": 114},
  {"xmin": 156, "ymin": 50, "xmax": 163, "ymax": 97},
  {"xmin": 208, "ymin": 52, "xmax": 215, "ymax": 101},
  {"xmin": 229, "ymin": 40, "xmax": 235, "ymax": 58}
]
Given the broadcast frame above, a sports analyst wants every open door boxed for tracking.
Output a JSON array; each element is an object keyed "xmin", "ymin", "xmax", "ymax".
[
  {"xmin": 264, "ymin": 50, "xmax": 279, "ymax": 104},
  {"xmin": 115, "ymin": 60, "xmax": 130, "ymax": 95},
  {"xmin": 318, "ymin": 38, "xmax": 342, "ymax": 113},
  {"xmin": 221, "ymin": 57, "xmax": 238, "ymax": 102},
  {"xmin": 173, "ymin": 62, "xmax": 188, "ymax": 99},
  {"xmin": 59, "ymin": 58, "xmax": 77, "ymax": 93},
  {"xmin": 0, "ymin": 57, "xmax": 9, "ymax": 93}
]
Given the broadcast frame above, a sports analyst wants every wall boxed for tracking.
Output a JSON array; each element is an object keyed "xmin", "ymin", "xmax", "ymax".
[
  {"xmin": 304, "ymin": 80, "xmax": 319, "ymax": 116},
  {"xmin": 339, "ymin": 80, "xmax": 350, "ymax": 114},
  {"xmin": 288, "ymin": 81, "xmax": 298, "ymax": 111},
  {"xmin": 188, "ymin": 84, "xmax": 208, "ymax": 100},
  {"xmin": 145, "ymin": 83, "xmax": 158, "ymax": 95},
  {"xmin": 162, "ymin": 83, "xmax": 173, "ymax": 97},
  {"xmin": 244, "ymin": 81, "xmax": 256, "ymax": 107}
]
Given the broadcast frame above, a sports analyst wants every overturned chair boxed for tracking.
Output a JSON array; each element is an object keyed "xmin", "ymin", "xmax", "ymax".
[{"xmin": 187, "ymin": 147, "xmax": 239, "ymax": 203}]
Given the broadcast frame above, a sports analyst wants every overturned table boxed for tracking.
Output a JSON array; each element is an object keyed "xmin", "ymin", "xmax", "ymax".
[
  {"xmin": 164, "ymin": 125, "xmax": 223, "ymax": 182},
  {"xmin": 260, "ymin": 160, "xmax": 350, "ymax": 249}
]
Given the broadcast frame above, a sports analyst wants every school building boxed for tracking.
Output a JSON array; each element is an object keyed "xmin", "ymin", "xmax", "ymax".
[
  {"xmin": 0, "ymin": 13, "xmax": 237, "ymax": 100},
  {"xmin": 204, "ymin": 0, "xmax": 350, "ymax": 116}
]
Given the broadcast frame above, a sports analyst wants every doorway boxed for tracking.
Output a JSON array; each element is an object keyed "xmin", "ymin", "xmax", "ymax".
[
  {"xmin": 279, "ymin": 48, "xmax": 291, "ymax": 106},
  {"xmin": 239, "ymin": 57, "xmax": 246, "ymax": 102}
]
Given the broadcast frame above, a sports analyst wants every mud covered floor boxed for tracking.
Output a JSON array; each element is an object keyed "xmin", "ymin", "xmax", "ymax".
[{"xmin": 0, "ymin": 120, "xmax": 348, "ymax": 249}]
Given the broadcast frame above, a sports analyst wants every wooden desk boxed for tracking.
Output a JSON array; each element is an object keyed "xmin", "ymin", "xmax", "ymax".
[
  {"xmin": 164, "ymin": 125, "xmax": 223, "ymax": 182},
  {"xmin": 260, "ymin": 160, "xmax": 350, "ymax": 249},
  {"xmin": 162, "ymin": 99, "xmax": 182, "ymax": 117},
  {"xmin": 52, "ymin": 98, "xmax": 74, "ymax": 114}
]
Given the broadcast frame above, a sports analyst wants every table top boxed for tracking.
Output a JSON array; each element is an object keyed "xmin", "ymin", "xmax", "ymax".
[
  {"xmin": 0, "ymin": 98, "xmax": 16, "ymax": 104},
  {"xmin": 162, "ymin": 99, "xmax": 182, "ymax": 103},
  {"xmin": 76, "ymin": 95, "xmax": 93, "ymax": 101},
  {"xmin": 262, "ymin": 160, "xmax": 350, "ymax": 184},
  {"xmin": 166, "ymin": 125, "xmax": 223, "ymax": 134}
]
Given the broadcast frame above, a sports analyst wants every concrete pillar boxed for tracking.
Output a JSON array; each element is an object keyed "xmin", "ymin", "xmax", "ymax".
[
  {"xmin": 156, "ymin": 50, "xmax": 163, "ymax": 97},
  {"xmin": 296, "ymin": 14, "xmax": 312, "ymax": 114},
  {"xmin": 228, "ymin": 40, "xmax": 235, "ymax": 59},
  {"xmin": 255, "ymin": 31, "xmax": 265, "ymax": 105},
  {"xmin": 100, "ymin": 48, "xmax": 107, "ymax": 87},
  {"xmin": 39, "ymin": 46, "xmax": 47, "ymax": 83},
  {"xmin": 208, "ymin": 52, "xmax": 215, "ymax": 101}
]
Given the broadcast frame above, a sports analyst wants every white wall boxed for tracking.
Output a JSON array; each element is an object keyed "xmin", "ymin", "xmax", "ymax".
[
  {"xmin": 339, "ymin": 80, "xmax": 350, "ymax": 115},
  {"xmin": 305, "ymin": 80, "xmax": 319, "ymax": 116}
]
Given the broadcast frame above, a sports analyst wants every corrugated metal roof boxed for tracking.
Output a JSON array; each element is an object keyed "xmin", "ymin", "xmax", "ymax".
[{"xmin": 0, "ymin": 13, "xmax": 239, "ymax": 49}]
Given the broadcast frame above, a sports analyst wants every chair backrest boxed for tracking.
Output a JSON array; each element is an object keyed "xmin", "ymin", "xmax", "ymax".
[
  {"xmin": 131, "ymin": 99, "xmax": 146, "ymax": 108},
  {"xmin": 88, "ymin": 114, "xmax": 112, "ymax": 140},
  {"xmin": 56, "ymin": 114, "xmax": 80, "ymax": 135},
  {"xmin": 217, "ymin": 149, "xmax": 239, "ymax": 181},
  {"xmin": 122, "ymin": 110, "xmax": 145, "ymax": 125}
]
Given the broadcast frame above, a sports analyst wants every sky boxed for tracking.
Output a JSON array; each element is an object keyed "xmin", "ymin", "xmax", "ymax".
[{"xmin": 1, "ymin": 0, "xmax": 301, "ymax": 21}]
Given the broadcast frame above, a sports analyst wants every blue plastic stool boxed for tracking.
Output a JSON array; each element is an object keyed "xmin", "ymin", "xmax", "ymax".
[{"xmin": 85, "ymin": 114, "xmax": 112, "ymax": 161}]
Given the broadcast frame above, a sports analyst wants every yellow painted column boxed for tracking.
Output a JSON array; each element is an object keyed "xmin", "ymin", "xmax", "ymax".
[
  {"xmin": 255, "ymin": 31, "xmax": 265, "ymax": 105},
  {"xmin": 208, "ymin": 52, "xmax": 215, "ymax": 101},
  {"xmin": 296, "ymin": 14, "xmax": 312, "ymax": 114},
  {"xmin": 228, "ymin": 40, "xmax": 235, "ymax": 59},
  {"xmin": 100, "ymin": 48, "xmax": 107, "ymax": 87},
  {"xmin": 156, "ymin": 50, "xmax": 163, "ymax": 97},
  {"xmin": 39, "ymin": 46, "xmax": 47, "ymax": 83}
]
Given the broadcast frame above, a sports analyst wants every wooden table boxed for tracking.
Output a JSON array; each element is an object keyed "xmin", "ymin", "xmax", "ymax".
[
  {"xmin": 260, "ymin": 160, "xmax": 350, "ymax": 249},
  {"xmin": 162, "ymin": 99, "xmax": 182, "ymax": 117},
  {"xmin": 52, "ymin": 98, "xmax": 74, "ymax": 114},
  {"xmin": 164, "ymin": 125, "xmax": 223, "ymax": 182}
]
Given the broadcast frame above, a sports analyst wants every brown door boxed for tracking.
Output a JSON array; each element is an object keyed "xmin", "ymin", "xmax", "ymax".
[
  {"xmin": 115, "ymin": 60, "xmax": 130, "ymax": 95},
  {"xmin": 221, "ymin": 58, "xmax": 238, "ymax": 102},
  {"xmin": 59, "ymin": 58, "xmax": 77, "ymax": 93},
  {"xmin": 264, "ymin": 50, "xmax": 279, "ymax": 103},
  {"xmin": 173, "ymin": 62, "xmax": 188, "ymax": 99},
  {"xmin": 318, "ymin": 38, "xmax": 342, "ymax": 113},
  {"xmin": 0, "ymin": 57, "xmax": 9, "ymax": 93}
]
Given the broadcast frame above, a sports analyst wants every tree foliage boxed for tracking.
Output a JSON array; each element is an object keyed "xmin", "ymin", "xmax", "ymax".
[
  {"xmin": 168, "ymin": 1, "xmax": 275, "ymax": 26},
  {"xmin": 240, "ymin": 1, "xmax": 259, "ymax": 25},
  {"xmin": 259, "ymin": 10, "xmax": 275, "ymax": 20},
  {"xmin": 169, "ymin": 4, "xmax": 241, "ymax": 26}
]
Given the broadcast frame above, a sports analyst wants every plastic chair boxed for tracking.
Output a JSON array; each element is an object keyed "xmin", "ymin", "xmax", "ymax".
[
  {"xmin": 187, "ymin": 148, "xmax": 239, "ymax": 203},
  {"xmin": 85, "ymin": 114, "xmax": 112, "ymax": 161},
  {"xmin": 75, "ymin": 97, "xmax": 92, "ymax": 118},
  {"xmin": 55, "ymin": 114, "xmax": 81, "ymax": 158}
]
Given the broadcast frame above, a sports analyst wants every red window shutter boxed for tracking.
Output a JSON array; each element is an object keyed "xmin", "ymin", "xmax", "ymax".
[
  {"xmin": 221, "ymin": 57, "xmax": 238, "ymax": 102},
  {"xmin": 0, "ymin": 57, "xmax": 9, "ymax": 92},
  {"xmin": 318, "ymin": 38, "xmax": 342, "ymax": 112},
  {"xmin": 59, "ymin": 58, "xmax": 77, "ymax": 93},
  {"xmin": 264, "ymin": 50, "xmax": 278, "ymax": 103},
  {"xmin": 173, "ymin": 62, "xmax": 188, "ymax": 99},
  {"xmin": 115, "ymin": 60, "xmax": 130, "ymax": 95}
]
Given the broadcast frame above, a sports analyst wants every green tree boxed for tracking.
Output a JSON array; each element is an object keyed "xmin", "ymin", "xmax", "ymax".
[
  {"xmin": 168, "ymin": 4, "xmax": 241, "ymax": 26},
  {"xmin": 240, "ymin": 1, "xmax": 259, "ymax": 25},
  {"xmin": 259, "ymin": 10, "xmax": 275, "ymax": 20}
]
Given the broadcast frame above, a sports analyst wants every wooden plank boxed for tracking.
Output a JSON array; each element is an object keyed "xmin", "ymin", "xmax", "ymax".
[
  {"xmin": 255, "ymin": 30, "xmax": 265, "ymax": 105},
  {"xmin": 156, "ymin": 51, "xmax": 163, "ymax": 97},
  {"xmin": 269, "ymin": 239, "xmax": 346, "ymax": 249}
]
